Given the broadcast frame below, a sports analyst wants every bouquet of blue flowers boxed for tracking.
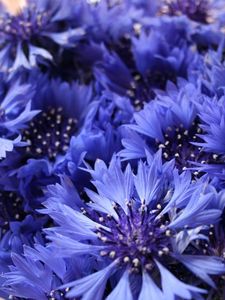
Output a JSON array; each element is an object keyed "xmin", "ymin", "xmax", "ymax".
[{"xmin": 0, "ymin": 0, "xmax": 225, "ymax": 299}]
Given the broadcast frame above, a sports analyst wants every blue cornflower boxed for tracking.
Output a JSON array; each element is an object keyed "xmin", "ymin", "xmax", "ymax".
[
  {"xmin": 81, "ymin": 0, "xmax": 144, "ymax": 43},
  {"xmin": 95, "ymin": 16, "xmax": 201, "ymax": 106},
  {"xmin": 161, "ymin": 0, "xmax": 210, "ymax": 23},
  {"xmin": 119, "ymin": 80, "xmax": 223, "ymax": 175},
  {"xmin": 40, "ymin": 0, "xmax": 145, "ymax": 83},
  {"xmin": 0, "ymin": 0, "xmax": 85, "ymax": 72},
  {"xmin": 18, "ymin": 78, "xmax": 92, "ymax": 204},
  {"xmin": 39, "ymin": 153, "xmax": 225, "ymax": 299},
  {"xmin": 20, "ymin": 77, "xmax": 92, "ymax": 163},
  {"xmin": 1, "ymin": 176, "xmax": 80, "ymax": 299},
  {"xmin": 131, "ymin": 17, "xmax": 193, "ymax": 77},
  {"xmin": 190, "ymin": 95, "xmax": 225, "ymax": 179},
  {"xmin": 0, "ymin": 74, "xmax": 93, "ymax": 209}
]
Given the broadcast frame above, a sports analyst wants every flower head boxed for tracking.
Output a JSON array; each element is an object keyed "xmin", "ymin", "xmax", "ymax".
[
  {"xmin": 94, "ymin": 16, "xmax": 201, "ymax": 106},
  {"xmin": 162, "ymin": 0, "xmax": 210, "ymax": 23},
  {"xmin": 0, "ymin": 0, "xmax": 85, "ymax": 72},
  {"xmin": 190, "ymin": 95, "xmax": 225, "ymax": 179},
  {"xmin": 40, "ymin": 153, "xmax": 224, "ymax": 299},
  {"xmin": 119, "ymin": 80, "xmax": 224, "ymax": 176},
  {"xmin": 0, "ymin": 74, "xmax": 93, "ymax": 210}
]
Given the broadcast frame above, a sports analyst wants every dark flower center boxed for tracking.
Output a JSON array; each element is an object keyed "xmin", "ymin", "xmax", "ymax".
[
  {"xmin": 0, "ymin": 191, "xmax": 23, "ymax": 232},
  {"xmin": 22, "ymin": 107, "xmax": 77, "ymax": 161},
  {"xmin": 127, "ymin": 71, "xmax": 178, "ymax": 110},
  {"xmin": 156, "ymin": 119, "xmax": 221, "ymax": 172},
  {"xmin": 88, "ymin": 202, "xmax": 172, "ymax": 273},
  {"xmin": 162, "ymin": 0, "xmax": 209, "ymax": 24}
]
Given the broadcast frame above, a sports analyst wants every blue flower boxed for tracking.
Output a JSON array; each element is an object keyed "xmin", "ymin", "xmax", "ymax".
[
  {"xmin": 94, "ymin": 16, "xmax": 201, "ymax": 105},
  {"xmin": 81, "ymin": 0, "xmax": 144, "ymax": 43},
  {"xmin": 21, "ymin": 77, "xmax": 92, "ymax": 163},
  {"xmin": 0, "ymin": 0, "xmax": 85, "ymax": 72},
  {"xmin": 1, "ymin": 1, "xmax": 225, "ymax": 298},
  {"xmin": 20, "ymin": 77, "xmax": 92, "ymax": 200},
  {"xmin": 131, "ymin": 19, "xmax": 195, "ymax": 87},
  {"xmin": 119, "ymin": 80, "xmax": 223, "ymax": 175},
  {"xmin": 0, "ymin": 74, "xmax": 93, "ymax": 209},
  {"xmin": 39, "ymin": 153, "xmax": 224, "ymax": 299},
  {"xmin": 190, "ymin": 95, "xmax": 225, "ymax": 179},
  {"xmin": 161, "ymin": 0, "xmax": 210, "ymax": 23}
]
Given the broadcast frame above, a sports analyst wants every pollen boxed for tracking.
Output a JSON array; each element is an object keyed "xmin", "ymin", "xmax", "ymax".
[
  {"xmin": 96, "ymin": 201, "xmax": 172, "ymax": 272},
  {"xmin": 156, "ymin": 118, "xmax": 222, "ymax": 172},
  {"xmin": 0, "ymin": 191, "xmax": 24, "ymax": 231},
  {"xmin": 22, "ymin": 107, "xmax": 77, "ymax": 161}
]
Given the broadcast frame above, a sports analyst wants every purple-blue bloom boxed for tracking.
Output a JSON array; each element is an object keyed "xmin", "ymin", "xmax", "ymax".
[
  {"xmin": 1, "ymin": 0, "xmax": 225, "ymax": 299},
  {"xmin": 120, "ymin": 79, "xmax": 225, "ymax": 178},
  {"xmin": 162, "ymin": 0, "xmax": 210, "ymax": 23},
  {"xmin": 0, "ymin": 73, "xmax": 93, "ymax": 212},
  {"xmin": 36, "ymin": 153, "xmax": 225, "ymax": 299},
  {"xmin": 0, "ymin": 0, "xmax": 85, "ymax": 72}
]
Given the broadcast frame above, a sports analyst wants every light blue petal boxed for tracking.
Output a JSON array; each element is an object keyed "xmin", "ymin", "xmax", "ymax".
[
  {"xmin": 138, "ymin": 271, "xmax": 163, "ymax": 300},
  {"xmin": 176, "ymin": 255, "xmax": 225, "ymax": 288},
  {"xmin": 169, "ymin": 191, "xmax": 221, "ymax": 229},
  {"xmin": 61, "ymin": 262, "xmax": 116, "ymax": 299},
  {"xmin": 106, "ymin": 270, "xmax": 132, "ymax": 300},
  {"xmin": 29, "ymin": 45, "xmax": 53, "ymax": 66},
  {"xmin": 47, "ymin": 233, "xmax": 106, "ymax": 257},
  {"xmin": 1, "ymin": 82, "xmax": 31, "ymax": 111},
  {"xmin": 23, "ymin": 244, "xmax": 66, "ymax": 279},
  {"xmin": 92, "ymin": 157, "xmax": 133, "ymax": 212},
  {"xmin": 42, "ymin": 28, "xmax": 85, "ymax": 46},
  {"xmin": 155, "ymin": 260, "xmax": 206, "ymax": 300},
  {"xmin": 85, "ymin": 188, "xmax": 118, "ymax": 220},
  {"xmin": 11, "ymin": 43, "xmax": 30, "ymax": 71},
  {"xmin": 0, "ymin": 138, "xmax": 14, "ymax": 158},
  {"xmin": 134, "ymin": 152, "xmax": 163, "ymax": 205},
  {"xmin": 42, "ymin": 203, "xmax": 99, "ymax": 241}
]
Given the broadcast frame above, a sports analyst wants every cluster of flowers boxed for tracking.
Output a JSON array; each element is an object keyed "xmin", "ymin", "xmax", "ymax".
[{"xmin": 1, "ymin": 0, "xmax": 225, "ymax": 299}]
